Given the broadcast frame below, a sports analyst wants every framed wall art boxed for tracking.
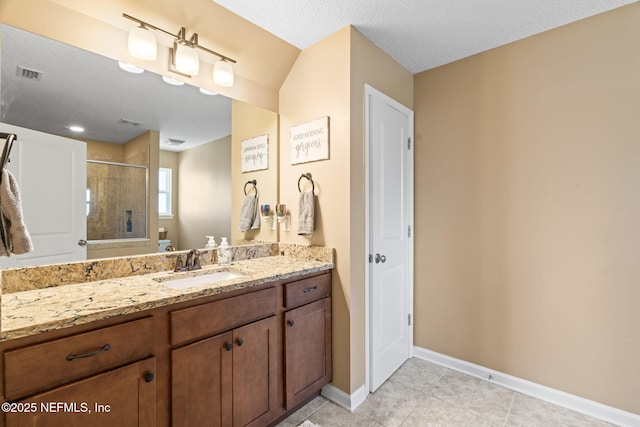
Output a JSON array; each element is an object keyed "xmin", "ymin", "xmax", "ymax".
[
  {"xmin": 241, "ymin": 134, "xmax": 269, "ymax": 172},
  {"xmin": 290, "ymin": 116, "xmax": 329, "ymax": 165}
]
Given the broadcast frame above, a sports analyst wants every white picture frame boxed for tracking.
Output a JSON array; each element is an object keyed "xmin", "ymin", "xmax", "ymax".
[
  {"xmin": 241, "ymin": 134, "xmax": 269, "ymax": 172},
  {"xmin": 290, "ymin": 116, "xmax": 329, "ymax": 164}
]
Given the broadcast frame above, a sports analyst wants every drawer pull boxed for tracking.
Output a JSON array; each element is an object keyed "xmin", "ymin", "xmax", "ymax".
[
  {"xmin": 225, "ymin": 343, "xmax": 233, "ymax": 352},
  {"xmin": 66, "ymin": 344, "xmax": 111, "ymax": 361},
  {"xmin": 236, "ymin": 338, "xmax": 244, "ymax": 347},
  {"xmin": 144, "ymin": 373, "xmax": 155, "ymax": 383},
  {"xmin": 287, "ymin": 320, "xmax": 295, "ymax": 327},
  {"xmin": 303, "ymin": 286, "xmax": 318, "ymax": 293}
]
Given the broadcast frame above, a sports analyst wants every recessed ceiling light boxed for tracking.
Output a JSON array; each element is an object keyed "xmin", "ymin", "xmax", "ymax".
[
  {"xmin": 199, "ymin": 87, "xmax": 218, "ymax": 96},
  {"xmin": 162, "ymin": 75, "xmax": 184, "ymax": 86},
  {"xmin": 118, "ymin": 61, "xmax": 144, "ymax": 74},
  {"xmin": 69, "ymin": 125, "xmax": 85, "ymax": 132}
]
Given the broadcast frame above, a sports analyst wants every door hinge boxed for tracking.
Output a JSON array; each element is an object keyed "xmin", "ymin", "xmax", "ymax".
[
  {"xmin": 408, "ymin": 313, "xmax": 412, "ymax": 326},
  {"xmin": 408, "ymin": 225, "xmax": 412, "ymax": 238},
  {"xmin": 408, "ymin": 137, "xmax": 412, "ymax": 150}
]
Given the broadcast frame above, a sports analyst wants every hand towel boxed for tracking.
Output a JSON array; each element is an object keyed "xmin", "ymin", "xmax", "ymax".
[
  {"xmin": 238, "ymin": 195, "xmax": 260, "ymax": 232},
  {"xmin": 297, "ymin": 191, "xmax": 315, "ymax": 236},
  {"xmin": 0, "ymin": 169, "xmax": 34, "ymax": 256}
]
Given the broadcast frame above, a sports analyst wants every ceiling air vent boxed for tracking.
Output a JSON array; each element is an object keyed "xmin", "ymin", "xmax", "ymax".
[
  {"xmin": 16, "ymin": 66, "xmax": 43, "ymax": 81},
  {"xmin": 117, "ymin": 118, "xmax": 142, "ymax": 127},
  {"xmin": 166, "ymin": 138, "xmax": 186, "ymax": 146}
]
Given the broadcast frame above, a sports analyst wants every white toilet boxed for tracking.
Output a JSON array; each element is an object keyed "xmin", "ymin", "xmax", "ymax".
[{"xmin": 159, "ymin": 239, "xmax": 172, "ymax": 252}]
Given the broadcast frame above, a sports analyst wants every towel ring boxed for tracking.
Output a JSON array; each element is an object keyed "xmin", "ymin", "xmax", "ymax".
[
  {"xmin": 298, "ymin": 173, "xmax": 314, "ymax": 193},
  {"xmin": 244, "ymin": 180, "xmax": 257, "ymax": 196}
]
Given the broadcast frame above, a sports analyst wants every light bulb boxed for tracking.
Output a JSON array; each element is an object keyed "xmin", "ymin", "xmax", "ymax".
[
  {"xmin": 175, "ymin": 44, "xmax": 199, "ymax": 76},
  {"xmin": 213, "ymin": 60, "xmax": 234, "ymax": 87},
  {"xmin": 128, "ymin": 26, "xmax": 157, "ymax": 61}
]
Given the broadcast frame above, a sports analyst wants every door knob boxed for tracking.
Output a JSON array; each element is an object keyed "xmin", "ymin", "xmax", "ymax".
[
  {"xmin": 78, "ymin": 239, "xmax": 88, "ymax": 247},
  {"xmin": 375, "ymin": 254, "xmax": 387, "ymax": 263}
]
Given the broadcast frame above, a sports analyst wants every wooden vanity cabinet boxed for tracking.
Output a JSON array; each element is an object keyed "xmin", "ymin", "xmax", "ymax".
[
  {"xmin": 4, "ymin": 357, "xmax": 156, "ymax": 427},
  {"xmin": 283, "ymin": 272, "xmax": 332, "ymax": 410},
  {"xmin": 1, "ymin": 317, "xmax": 156, "ymax": 427},
  {"xmin": 1, "ymin": 268, "xmax": 332, "ymax": 427},
  {"xmin": 170, "ymin": 288, "xmax": 278, "ymax": 427}
]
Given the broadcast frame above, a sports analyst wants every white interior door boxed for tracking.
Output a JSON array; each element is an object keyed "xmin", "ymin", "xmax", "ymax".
[
  {"xmin": 0, "ymin": 123, "xmax": 87, "ymax": 268},
  {"xmin": 367, "ymin": 86, "xmax": 414, "ymax": 392}
]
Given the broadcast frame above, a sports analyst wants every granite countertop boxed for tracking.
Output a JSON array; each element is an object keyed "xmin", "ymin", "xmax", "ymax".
[{"xmin": 0, "ymin": 255, "xmax": 332, "ymax": 342}]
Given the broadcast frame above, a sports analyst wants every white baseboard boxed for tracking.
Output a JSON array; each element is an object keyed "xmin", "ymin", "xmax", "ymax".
[
  {"xmin": 414, "ymin": 347, "xmax": 640, "ymax": 427},
  {"xmin": 321, "ymin": 383, "xmax": 368, "ymax": 412}
]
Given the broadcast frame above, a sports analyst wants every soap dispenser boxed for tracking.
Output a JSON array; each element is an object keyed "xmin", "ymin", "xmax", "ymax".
[
  {"xmin": 205, "ymin": 236, "xmax": 217, "ymax": 248},
  {"xmin": 218, "ymin": 237, "xmax": 231, "ymax": 265}
]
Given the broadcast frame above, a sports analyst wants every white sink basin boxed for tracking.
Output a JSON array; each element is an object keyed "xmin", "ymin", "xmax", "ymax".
[{"xmin": 156, "ymin": 271, "xmax": 244, "ymax": 289}]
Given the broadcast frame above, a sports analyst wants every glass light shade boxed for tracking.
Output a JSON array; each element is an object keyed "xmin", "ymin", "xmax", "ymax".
[
  {"xmin": 128, "ymin": 26, "xmax": 157, "ymax": 61},
  {"xmin": 213, "ymin": 60, "xmax": 234, "ymax": 87},
  {"xmin": 174, "ymin": 44, "xmax": 199, "ymax": 76}
]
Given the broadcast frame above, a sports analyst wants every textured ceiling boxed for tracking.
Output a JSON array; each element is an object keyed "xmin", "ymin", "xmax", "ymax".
[{"xmin": 213, "ymin": 0, "xmax": 637, "ymax": 74}]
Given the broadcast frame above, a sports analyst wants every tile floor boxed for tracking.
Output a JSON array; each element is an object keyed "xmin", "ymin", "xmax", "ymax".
[{"xmin": 277, "ymin": 358, "xmax": 615, "ymax": 427}]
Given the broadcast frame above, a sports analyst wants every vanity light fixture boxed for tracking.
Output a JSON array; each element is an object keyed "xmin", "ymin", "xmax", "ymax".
[
  {"xmin": 127, "ymin": 24, "xmax": 157, "ymax": 61},
  {"xmin": 123, "ymin": 13, "xmax": 236, "ymax": 87},
  {"xmin": 173, "ymin": 42, "xmax": 199, "ymax": 76},
  {"xmin": 213, "ymin": 59, "xmax": 234, "ymax": 88}
]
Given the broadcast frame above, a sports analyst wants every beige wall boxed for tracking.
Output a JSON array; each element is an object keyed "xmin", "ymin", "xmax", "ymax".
[
  {"xmin": 279, "ymin": 26, "xmax": 412, "ymax": 393},
  {"xmin": 178, "ymin": 136, "xmax": 231, "ymax": 250},
  {"xmin": 280, "ymin": 27, "xmax": 351, "ymax": 392},
  {"xmin": 231, "ymin": 100, "xmax": 279, "ymax": 244},
  {"xmin": 414, "ymin": 3, "xmax": 640, "ymax": 414}
]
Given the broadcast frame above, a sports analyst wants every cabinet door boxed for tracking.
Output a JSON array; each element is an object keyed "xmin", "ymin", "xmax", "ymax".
[
  {"xmin": 4, "ymin": 357, "xmax": 156, "ymax": 427},
  {"xmin": 284, "ymin": 298, "xmax": 332, "ymax": 409},
  {"xmin": 172, "ymin": 332, "xmax": 233, "ymax": 427},
  {"xmin": 232, "ymin": 316, "xmax": 278, "ymax": 427}
]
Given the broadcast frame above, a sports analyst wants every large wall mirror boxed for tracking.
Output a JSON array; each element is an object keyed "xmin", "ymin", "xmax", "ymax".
[{"xmin": 0, "ymin": 24, "xmax": 278, "ymax": 268}]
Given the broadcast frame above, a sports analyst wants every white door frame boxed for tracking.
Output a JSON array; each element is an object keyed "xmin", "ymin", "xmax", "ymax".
[{"xmin": 364, "ymin": 84, "xmax": 414, "ymax": 393}]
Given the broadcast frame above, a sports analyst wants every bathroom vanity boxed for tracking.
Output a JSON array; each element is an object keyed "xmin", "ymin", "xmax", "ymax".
[{"xmin": 0, "ymin": 245, "xmax": 333, "ymax": 426}]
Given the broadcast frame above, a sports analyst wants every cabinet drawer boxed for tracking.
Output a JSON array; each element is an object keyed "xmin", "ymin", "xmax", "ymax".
[
  {"xmin": 170, "ymin": 287, "xmax": 277, "ymax": 346},
  {"xmin": 4, "ymin": 317, "xmax": 154, "ymax": 400},
  {"xmin": 284, "ymin": 273, "xmax": 331, "ymax": 309}
]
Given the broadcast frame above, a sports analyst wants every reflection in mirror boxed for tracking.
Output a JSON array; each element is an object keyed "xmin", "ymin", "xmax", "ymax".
[
  {"xmin": 1, "ymin": 24, "xmax": 278, "ymax": 268},
  {"xmin": 0, "ymin": 24, "xmax": 276, "ymax": 268},
  {"xmin": 87, "ymin": 160, "xmax": 148, "ymax": 240}
]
